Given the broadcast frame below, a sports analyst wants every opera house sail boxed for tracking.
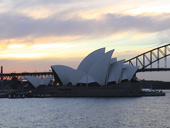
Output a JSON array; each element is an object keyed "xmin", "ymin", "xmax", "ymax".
[
  {"xmin": 24, "ymin": 76, "xmax": 53, "ymax": 88},
  {"xmin": 51, "ymin": 48, "xmax": 139, "ymax": 86}
]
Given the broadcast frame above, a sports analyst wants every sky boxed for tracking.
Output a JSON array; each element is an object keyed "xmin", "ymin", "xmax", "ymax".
[{"xmin": 0, "ymin": 0, "xmax": 170, "ymax": 81}]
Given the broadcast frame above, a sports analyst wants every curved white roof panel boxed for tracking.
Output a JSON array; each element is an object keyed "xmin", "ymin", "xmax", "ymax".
[
  {"xmin": 67, "ymin": 69, "xmax": 86, "ymax": 85},
  {"xmin": 88, "ymin": 50, "xmax": 114, "ymax": 86},
  {"xmin": 51, "ymin": 47, "xmax": 138, "ymax": 86},
  {"xmin": 39, "ymin": 80, "xmax": 45, "ymax": 86},
  {"xmin": 126, "ymin": 66, "xmax": 139, "ymax": 81},
  {"xmin": 123, "ymin": 64, "xmax": 131, "ymax": 68},
  {"xmin": 120, "ymin": 65, "xmax": 139, "ymax": 81},
  {"xmin": 110, "ymin": 58, "xmax": 117, "ymax": 64},
  {"xmin": 121, "ymin": 68, "xmax": 128, "ymax": 81},
  {"xmin": 107, "ymin": 59, "xmax": 125, "ymax": 84},
  {"xmin": 43, "ymin": 76, "xmax": 53, "ymax": 85},
  {"xmin": 24, "ymin": 76, "xmax": 53, "ymax": 88},
  {"xmin": 77, "ymin": 48, "xmax": 105, "ymax": 73},
  {"xmin": 24, "ymin": 76, "xmax": 41, "ymax": 88},
  {"xmin": 78, "ymin": 74, "xmax": 95, "ymax": 84},
  {"xmin": 51, "ymin": 65, "xmax": 73, "ymax": 85},
  {"xmin": 52, "ymin": 65, "xmax": 86, "ymax": 85}
]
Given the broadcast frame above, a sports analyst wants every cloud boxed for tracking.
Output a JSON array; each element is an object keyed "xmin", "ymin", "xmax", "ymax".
[
  {"xmin": 156, "ymin": 30, "xmax": 170, "ymax": 45},
  {"xmin": 0, "ymin": 12, "xmax": 170, "ymax": 40}
]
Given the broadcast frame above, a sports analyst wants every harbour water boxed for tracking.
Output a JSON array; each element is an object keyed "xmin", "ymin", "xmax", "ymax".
[{"xmin": 0, "ymin": 91, "xmax": 170, "ymax": 128}]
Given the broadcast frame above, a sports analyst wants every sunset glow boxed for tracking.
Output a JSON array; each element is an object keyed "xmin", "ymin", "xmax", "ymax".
[{"xmin": 0, "ymin": 0, "xmax": 170, "ymax": 80}]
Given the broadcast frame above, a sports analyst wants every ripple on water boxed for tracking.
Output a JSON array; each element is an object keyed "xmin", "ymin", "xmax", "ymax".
[{"xmin": 0, "ymin": 93, "xmax": 169, "ymax": 128}]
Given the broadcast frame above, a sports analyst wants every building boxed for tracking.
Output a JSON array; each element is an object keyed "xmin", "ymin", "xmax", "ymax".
[
  {"xmin": 51, "ymin": 48, "xmax": 139, "ymax": 86},
  {"xmin": 24, "ymin": 76, "xmax": 53, "ymax": 88}
]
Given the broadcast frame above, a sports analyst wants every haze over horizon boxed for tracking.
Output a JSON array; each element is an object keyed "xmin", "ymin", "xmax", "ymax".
[{"xmin": 0, "ymin": 0, "xmax": 170, "ymax": 81}]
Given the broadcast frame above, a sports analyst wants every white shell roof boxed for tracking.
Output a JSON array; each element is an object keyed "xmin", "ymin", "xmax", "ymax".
[
  {"xmin": 88, "ymin": 50, "xmax": 114, "ymax": 86},
  {"xmin": 66, "ymin": 69, "xmax": 86, "ymax": 85},
  {"xmin": 107, "ymin": 59, "xmax": 125, "ymax": 84},
  {"xmin": 24, "ymin": 76, "xmax": 40, "ymax": 88},
  {"xmin": 77, "ymin": 48, "xmax": 105, "ymax": 73},
  {"xmin": 51, "ymin": 65, "xmax": 73, "ymax": 85},
  {"xmin": 110, "ymin": 58, "xmax": 117, "ymax": 64},
  {"xmin": 51, "ymin": 65, "xmax": 86, "ymax": 85},
  {"xmin": 120, "ymin": 66, "xmax": 139, "ymax": 81},
  {"xmin": 43, "ymin": 76, "xmax": 54, "ymax": 85},
  {"xmin": 125, "ymin": 66, "xmax": 139, "ymax": 81},
  {"xmin": 39, "ymin": 80, "xmax": 45, "ymax": 85},
  {"xmin": 78, "ymin": 74, "xmax": 95, "ymax": 84},
  {"xmin": 24, "ymin": 76, "xmax": 53, "ymax": 88},
  {"xmin": 121, "ymin": 68, "xmax": 128, "ymax": 81},
  {"xmin": 51, "ymin": 47, "xmax": 138, "ymax": 86}
]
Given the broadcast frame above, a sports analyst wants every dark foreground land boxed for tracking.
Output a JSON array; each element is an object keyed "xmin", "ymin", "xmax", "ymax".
[
  {"xmin": 141, "ymin": 80, "xmax": 170, "ymax": 89},
  {"xmin": 0, "ymin": 81, "xmax": 165, "ymax": 98}
]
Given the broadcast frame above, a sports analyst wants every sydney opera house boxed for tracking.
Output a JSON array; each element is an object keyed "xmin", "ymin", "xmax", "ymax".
[
  {"xmin": 24, "ymin": 48, "xmax": 142, "ymax": 97},
  {"xmin": 51, "ymin": 48, "xmax": 139, "ymax": 86}
]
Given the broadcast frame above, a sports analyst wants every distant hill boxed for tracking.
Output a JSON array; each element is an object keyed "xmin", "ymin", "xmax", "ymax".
[{"xmin": 141, "ymin": 80, "xmax": 170, "ymax": 89}]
